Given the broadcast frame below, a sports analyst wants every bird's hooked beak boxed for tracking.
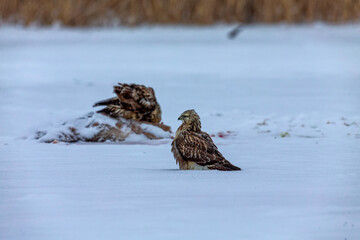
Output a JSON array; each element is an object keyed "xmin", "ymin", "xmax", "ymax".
[{"xmin": 178, "ymin": 115, "xmax": 184, "ymax": 121}]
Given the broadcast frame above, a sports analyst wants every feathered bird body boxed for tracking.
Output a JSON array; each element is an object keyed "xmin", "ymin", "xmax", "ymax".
[
  {"xmin": 93, "ymin": 83, "xmax": 162, "ymax": 123},
  {"xmin": 171, "ymin": 109, "xmax": 241, "ymax": 171}
]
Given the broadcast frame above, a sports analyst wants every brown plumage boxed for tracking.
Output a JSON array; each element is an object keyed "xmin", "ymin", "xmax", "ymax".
[
  {"xmin": 93, "ymin": 83, "xmax": 162, "ymax": 123},
  {"xmin": 171, "ymin": 109, "xmax": 241, "ymax": 171}
]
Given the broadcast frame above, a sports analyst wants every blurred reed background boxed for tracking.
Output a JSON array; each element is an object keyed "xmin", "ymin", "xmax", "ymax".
[{"xmin": 1, "ymin": 0, "xmax": 360, "ymax": 26}]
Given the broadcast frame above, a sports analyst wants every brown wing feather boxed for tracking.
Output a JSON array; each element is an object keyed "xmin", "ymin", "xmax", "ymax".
[
  {"xmin": 96, "ymin": 105, "xmax": 137, "ymax": 120},
  {"xmin": 173, "ymin": 131, "xmax": 241, "ymax": 171},
  {"xmin": 114, "ymin": 84, "xmax": 142, "ymax": 110},
  {"xmin": 94, "ymin": 83, "xmax": 161, "ymax": 123},
  {"xmin": 114, "ymin": 84, "xmax": 159, "ymax": 112}
]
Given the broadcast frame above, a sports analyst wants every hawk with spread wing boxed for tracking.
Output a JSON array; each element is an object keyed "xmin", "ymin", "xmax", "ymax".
[
  {"xmin": 93, "ymin": 83, "xmax": 162, "ymax": 123},
  {"xmin": 171, "ymin": 109, "xmax": 241, "ymax": 171}
]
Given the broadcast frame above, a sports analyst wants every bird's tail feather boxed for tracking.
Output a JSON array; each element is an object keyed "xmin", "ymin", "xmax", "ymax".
[
  {"xmin": 93, "ymin": 97, "xmax": 119, "ymax": 107},
  {"xmin": 228, "ymin": 164, "xmax": 241, "ymax": 171},
  {"xmin": 215, "ymin": 162, "xmax": 241, "ymax": 171}
]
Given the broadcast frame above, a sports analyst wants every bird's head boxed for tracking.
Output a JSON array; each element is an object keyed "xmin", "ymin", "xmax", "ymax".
[
  {"xmin": 178, "ymin": 109, "xmax": 200, "ymax": 124},
  {"xmin": 178, "ymin": 109, "xmax": 201, "ymax": 132}
]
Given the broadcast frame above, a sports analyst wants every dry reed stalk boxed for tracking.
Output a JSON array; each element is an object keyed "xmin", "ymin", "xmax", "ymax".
[{"xmin": 0, "ymin": 0, "xmax": 359, "ymax": 26}]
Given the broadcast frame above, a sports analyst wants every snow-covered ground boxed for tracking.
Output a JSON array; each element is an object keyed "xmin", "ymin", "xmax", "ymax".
[{"xmin": 0, "ymin": 24, "xmax": 359, "ymax": 240}]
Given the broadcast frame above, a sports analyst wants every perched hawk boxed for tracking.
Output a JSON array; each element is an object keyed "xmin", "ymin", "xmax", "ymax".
[
  {"xmin": 93, "ymin": 83, "xmax": 162, "ymax": 123},
  {"xmin": 171, "ymin": 109, "xmax": 241, "ymax": 171}
]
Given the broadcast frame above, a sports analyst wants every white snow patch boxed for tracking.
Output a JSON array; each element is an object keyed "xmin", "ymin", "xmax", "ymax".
[
  {"xmin": 140, "ymin": 123, "xmax": 172, "ymax": 138},
  {"xmin": 32, "ymin": 112, "xmax": 117, "ymax": 142},
  {"xmin": 32, "ymin": 112, "xmax": 171, "ymax": 143},
  {"xmin": 0, "ymin": 25, "xmax": 359, "ymax": 240}
]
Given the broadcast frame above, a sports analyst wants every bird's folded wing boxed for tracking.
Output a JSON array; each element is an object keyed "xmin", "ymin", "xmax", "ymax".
[{"xmin": 175, "ymin": 131, "xmax": 224, "ymax": 166}]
